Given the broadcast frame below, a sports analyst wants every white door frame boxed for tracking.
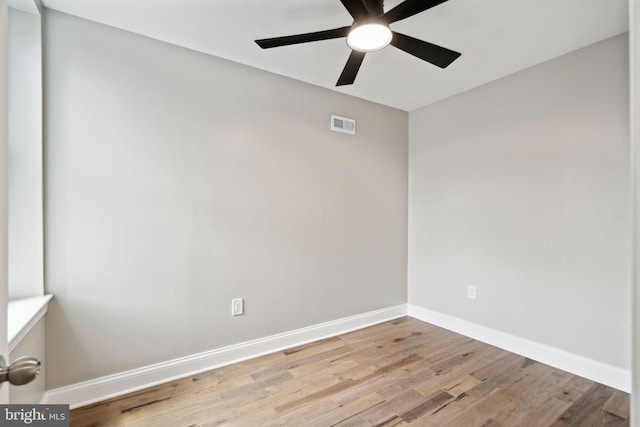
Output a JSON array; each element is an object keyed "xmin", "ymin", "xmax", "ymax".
[
  {"xmin": 0, "ymin": 0, "xmax": 11, "ymax": 406},
  {"xmin": 631, "ymin": 0, "xmax": 639, "ymax": 424}
]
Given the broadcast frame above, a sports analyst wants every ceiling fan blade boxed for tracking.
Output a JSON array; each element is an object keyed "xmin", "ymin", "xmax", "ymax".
[
  {"xmin": 256, "ymin": 26, "xmax": 351, "ymax": 49},
  {"xmin": 382, "ymin": 0, "xmax": 449, "ymax": 24},
  {"xmin": 339, "ymin": 0, "xmax": 371, "ymax": 21},
  {"xmin": 336, "ymin": 50, "xmax": 366, "ymax": 86},
  {"xmin": 390, "ymin": 31, "xmax": 460, "ymax": 68}
]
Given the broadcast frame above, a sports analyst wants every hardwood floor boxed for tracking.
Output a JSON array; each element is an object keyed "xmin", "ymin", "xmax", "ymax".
[{"xmin": 70, "ymin": 317, "xmax": 630, "ymax": 426}]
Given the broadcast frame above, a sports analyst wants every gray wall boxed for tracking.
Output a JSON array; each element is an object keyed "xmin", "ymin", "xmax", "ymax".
[
  {"xmin": 408, "ymin": 34, "xmax": 630, "ymax": 370},
  {"xmin": 43, "ymin": 11, "xmax": 408, "ymax": 388}
]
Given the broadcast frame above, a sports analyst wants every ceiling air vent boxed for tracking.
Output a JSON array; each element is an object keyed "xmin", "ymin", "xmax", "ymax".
[{"xmin": 331, "ymin": 115, "xmax": 356, "ymax": 135}]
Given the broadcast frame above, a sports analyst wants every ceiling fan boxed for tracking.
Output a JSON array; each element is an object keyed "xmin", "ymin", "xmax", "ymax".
[{"xmin": 255, "ymin": 0, "xmax": 461, "ymax": 86}]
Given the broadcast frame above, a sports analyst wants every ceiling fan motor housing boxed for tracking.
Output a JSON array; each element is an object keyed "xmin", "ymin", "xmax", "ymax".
[{"xmin": 365, "ymin": 0, "xmax": 384, "ymax": 17}]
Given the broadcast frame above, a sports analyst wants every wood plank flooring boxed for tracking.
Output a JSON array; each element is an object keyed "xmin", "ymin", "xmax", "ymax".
[{"xmin": 70, "ymin": 317, "xmax": 630, "ymax": 426}]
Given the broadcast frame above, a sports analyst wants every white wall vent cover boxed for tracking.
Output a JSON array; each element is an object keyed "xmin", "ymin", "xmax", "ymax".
[{"xmin": 331, "ymin": 115, "xmax": 356, "ymax": 135}]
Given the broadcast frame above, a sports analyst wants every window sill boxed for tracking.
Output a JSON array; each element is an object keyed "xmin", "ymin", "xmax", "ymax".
[{"xmin": 8, "ymin": 295, "xmax": 53, "ymax": 352}]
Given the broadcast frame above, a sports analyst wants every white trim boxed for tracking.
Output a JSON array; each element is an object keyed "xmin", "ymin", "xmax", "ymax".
[
  {"xmin": 42, "ymin": 304, "xmax": 408, "ymax": 409},
  {"xmin": 407, "ymin": 304, "xmax": 631, "ymax": 393},
  {"xmin": 8, "ymin": 294, "xmax": 52, "ymax": 352},
  {"xmin": 43, "ymin": 303, "xmax": 631, "ymax": 409}
]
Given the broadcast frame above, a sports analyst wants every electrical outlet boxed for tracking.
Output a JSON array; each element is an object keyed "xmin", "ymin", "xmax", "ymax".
[
  {"xmin": 231, "ymin": 298, "xmax": 244, "ymax": 316},
  {"xmin": 467, "ymin": 285, "xmax": 477, "ymax": 300}
]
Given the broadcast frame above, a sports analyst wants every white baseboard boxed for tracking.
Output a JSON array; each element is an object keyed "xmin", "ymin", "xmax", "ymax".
[
  {"xmin": 43, "ymin": 303, "xmax": 630, "ymax": 409},
  {"xmin": 407, "ymin": 304, "xmax": 631, "ymax": 393},
  {"xmin": 42, "ymin": 304, "xmax": 408, "ymax": 409}
]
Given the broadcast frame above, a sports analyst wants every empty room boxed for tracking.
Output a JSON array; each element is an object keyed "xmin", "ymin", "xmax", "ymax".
[{"xmin": 2, "ymin": 0, "xmax": 639, "ymax": 426}]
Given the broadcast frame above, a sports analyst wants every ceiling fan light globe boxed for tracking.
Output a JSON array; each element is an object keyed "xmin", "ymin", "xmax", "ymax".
[{"xmin": 347, "ymin": 23, "xmax": 392, "ymax": 52}]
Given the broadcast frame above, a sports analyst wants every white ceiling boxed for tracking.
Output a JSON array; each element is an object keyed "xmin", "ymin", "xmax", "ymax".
[{"xmin": 38, "ymin": 0, "xmax": 628, "ymax": 111}]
